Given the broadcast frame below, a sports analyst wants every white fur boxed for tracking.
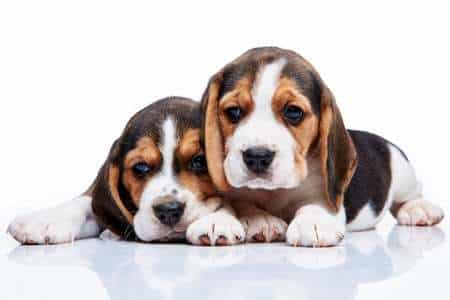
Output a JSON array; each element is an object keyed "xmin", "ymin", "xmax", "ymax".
[
  {"xmin": 7, "ymin": 195, "xmax": 101, "ymax": 244},
  {"xmin": 186, "ymin": 204, "xmax": 245, "ymax": 246},
  {"xmin": 387, "ymin": 144, "xmax": 443, "ymax": 226},
  {"xmin": 346, "ymin": 203, "xmax": 379, "ymax": 232},
  {"xmin": 286, "ymin": 204, "xmax": 346, "ymax": 247},
  {"xmin": 224, "ymin": 59, "xmax": 301, "ymax": 190}
]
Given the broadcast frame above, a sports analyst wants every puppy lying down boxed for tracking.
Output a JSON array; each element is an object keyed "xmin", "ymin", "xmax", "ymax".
[
  {"xmin": 8, "ymin": 97, "xmax": 244, "ymax": 246},
  {"xmin": 199, "ymin": 47, "xmax": 444, "ymax": 247}
]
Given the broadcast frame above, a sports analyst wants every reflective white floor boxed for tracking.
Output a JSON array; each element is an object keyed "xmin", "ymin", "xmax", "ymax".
[{"xmin": 1, "ymin": 219, "xmax": 449, "ymax": 300}]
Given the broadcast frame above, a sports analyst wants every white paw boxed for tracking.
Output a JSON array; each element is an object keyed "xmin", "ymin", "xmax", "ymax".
[
  {"xmin": 240, "ymin": 212, "xmax": 288, "ymax": 242},
  {"xmin": 396, "ymin": 199, "xmax": 444, "ymax": 226},
  {"xmin": 7, "ymin": 197, "xmax": 94, "ymax": 245},
  {"xmin": 186, "ymin": 211, "xmax": 245, "ymax": 246},
  {"xmin": 286, "ymin": 205, "xmax": 345, "ymax": 247}
]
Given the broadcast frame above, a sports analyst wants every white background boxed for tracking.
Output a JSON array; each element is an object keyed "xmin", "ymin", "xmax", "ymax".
[{"xmin": 0, "ymin": 1, "xmax": 449, "ymax": 299}]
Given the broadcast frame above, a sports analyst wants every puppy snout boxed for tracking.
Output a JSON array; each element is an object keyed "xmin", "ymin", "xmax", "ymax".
[
  {"xmin": 243, "ymin": 147, "xmax": 275, "ymax": 174},
  {"xmin": 152, "ymin": 201, "xmax": 185, "ymax": 227}
]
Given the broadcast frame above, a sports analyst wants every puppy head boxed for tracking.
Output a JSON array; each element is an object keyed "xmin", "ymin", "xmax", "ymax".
[
  {"xmin": 201, "ymin": 47, "xmax": 357, "ymax": 211},
  {"xmin": 92, "ymin": 97, "xmax": 220, "ymax": 241}
]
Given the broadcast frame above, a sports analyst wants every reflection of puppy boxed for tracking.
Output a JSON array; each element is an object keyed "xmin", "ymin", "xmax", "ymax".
[
  {"xmin": 7, "ymin": 227, "xmax": 445, "ymax": 300},
  {"xmin": 201, "ymin": 47, "xmax": 444, "ymax": 247},
  {"xmin": 7, "ymin": 97, "xmax": 244, "ymax": 245}
]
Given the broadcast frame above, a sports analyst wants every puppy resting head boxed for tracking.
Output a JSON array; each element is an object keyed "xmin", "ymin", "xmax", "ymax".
[
  {"xmin": 92, "ymin": 97, "xmax": 220, "ymax": 241},
  {"xmin": 201, "ymin": 47, "xmax": 358, "ymax": 211}
]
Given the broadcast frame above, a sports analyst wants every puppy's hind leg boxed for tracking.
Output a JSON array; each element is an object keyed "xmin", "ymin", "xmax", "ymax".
[
  {"xmin": 8, "ymin": 193, "xmax": 102, "ymax": 245},
  {"xmin": 388, "ymin": 145, "xmax": 444, "ymax": 226}
]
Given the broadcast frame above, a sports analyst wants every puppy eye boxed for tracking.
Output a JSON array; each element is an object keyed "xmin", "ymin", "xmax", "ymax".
[
  {"xmin": 189, "ymin": 154, "xmax": 208, "ymax": 174},
  {"xmin": 283, "ymin": 105, "xmax": 304, "ymax": 125},
  {"xmin": 225, "ymin": 106, "xmax": 244, "ymax": 123},
  {"xmin": 132, "ymin": 162, "xmax": 152, "ymax": 178}
]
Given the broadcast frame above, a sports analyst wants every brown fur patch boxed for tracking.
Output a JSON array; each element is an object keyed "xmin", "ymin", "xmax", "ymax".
[
  {"xmin": 122, "ymin": 136, "xmax": 161, "ymax": 205},
  {"xmin": 178, "ymin": 129, "xmax": 201, "ymax": 162},
  {"xmin": 178, "ymin": 128, "xmax": 216, "ymax": 199},
  {"xmin": 319, "ymin": 89, "xmax": 358, "ymax": 211},
  {"xmin": 108, "ymin": 165, "xmax": 134, "ymax": 223},
  {"xmin": 178, "ymin": 170, "xmax": 216, "ymax": 200},
  {"xmin": 202, "ymin": 80, "xmax": 232, "ymax": 191},
  {"xmin": 218, "ymin": 78, "xmax": 254, "ymax": 149},
  {"xmin": 272, "ymin": 77, "xmax": 319, "ymax": 180}
]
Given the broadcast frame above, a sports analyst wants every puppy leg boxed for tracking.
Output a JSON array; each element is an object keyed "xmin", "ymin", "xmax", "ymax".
[
  {"xmin": 8, "ymin": 195, "xmax": 102, "ymax": 244},
  {"xmin": 388, "ymin": 145, "xmax": 444, "ymax": 226},
  {"xmin": 235, "ymin": 202, "xmax": 288, "ymax": 243},
  {"xmin": 186, "ymin": 203, "xmax": 245, "ymax": 246},
  {"xmin": 286, "ymin": 204, "xmax": 346, "ymax": 247}
]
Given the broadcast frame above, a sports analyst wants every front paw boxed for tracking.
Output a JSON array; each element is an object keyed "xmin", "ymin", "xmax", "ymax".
[
  {"xmin": 286, "ymin": 206, "xmax": 345, "ymax": 247},
  {"xmin": 8, "ymin": 208, "xmax": 87, "ymax": 245},
  {"xmin": 186, "ymin": 212, "xmax": 245, "ymax": 246},
  {"xmin": 240, "ymin": 212, "xmax": 288, "ymax": 243}
]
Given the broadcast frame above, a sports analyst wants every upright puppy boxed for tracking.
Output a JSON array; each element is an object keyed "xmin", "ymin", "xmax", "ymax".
[
  {"xmin": 8, "ymin": 97, "xmax": 244, "ymax": 246},
  {"xmin": 201, "ymin": 47, "xmax": 444, "ymax": 247}
]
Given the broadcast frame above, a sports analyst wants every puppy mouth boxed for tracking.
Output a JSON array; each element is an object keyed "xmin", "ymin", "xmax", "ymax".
[{"xmin": 234, "ymin": 172, "xmax": 299, "ymax": 190}]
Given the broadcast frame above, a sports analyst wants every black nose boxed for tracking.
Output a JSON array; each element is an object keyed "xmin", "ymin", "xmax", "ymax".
[
  {"xmin": 242, "ymin": 147, "xmax": 275, "ymax": 174},
  {"xmin": 152, "ymin": 201, "xmax": 185, "ymax": 227}
]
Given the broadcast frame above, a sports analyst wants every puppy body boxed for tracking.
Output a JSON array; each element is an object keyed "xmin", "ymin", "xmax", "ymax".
[
  {"xmin": 201, "ymin": 47, "xmax": 444, "ymax": 247},
  {"xmin": 8, "ymin": 97, "xmax": 244, "ymax": 246}
]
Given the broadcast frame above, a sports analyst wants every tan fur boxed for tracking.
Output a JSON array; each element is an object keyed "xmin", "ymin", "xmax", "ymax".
[
  {"xmin": 108, "ymin": 165, "xmax": 134, "ymax": 223},
  {"xmin": 178, "ymin": 129, "xmax": 217, "ymax": 200},
  {"xmin": 273, "ymin": 78, "xmax": 320, "ymax": 182},
  {"xmin": 122, "ymin": 137, "xmax": 161, "ymax": 205},
  {"xmin": 318, "ymin": 88, "xmax": 358, "ymax": 211},
  {"xmin": 178, "ymin": 129, "xmax": 201, "ymax": 161},
  {"xmin": 218, "ymin": 79, "xmax": 254, "ymax": 142},
  {"xmin": 203, "ymin": 80, "xmax": 232, "ymax": 191}
]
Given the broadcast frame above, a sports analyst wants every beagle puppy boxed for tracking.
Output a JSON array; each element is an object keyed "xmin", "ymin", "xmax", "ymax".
[
  {"xmin": 201, "ymin": 47, "xmax": 444, "ymax": 247},
  {"xmin": 8, "ymin": 97, "xmax": 244, "ymax": 246}
]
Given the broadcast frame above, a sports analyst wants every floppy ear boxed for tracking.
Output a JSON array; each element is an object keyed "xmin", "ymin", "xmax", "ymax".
[
  {"xmin": 91, "ymin": 140, "xmax": 137, "ymax": 240},
  {"xmin": 318, "ymin": 84, "xmax": 358, "ymax": 212},
  {"xmin": 201, "ymin": 75, "xmax": 232, "ymax": 191}
]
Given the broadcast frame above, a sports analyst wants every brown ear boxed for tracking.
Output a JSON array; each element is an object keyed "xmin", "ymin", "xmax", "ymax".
[
  {"xmin": 318, "ymin": 85, "xmax": 358, "ymax": 212},
  {"xmin": 91, "ymin": 140, "xmax": 137, "ymax": 240},
  {"xmin": 200, "ymin": 76, "xmax": 231, "ymax": 191}
]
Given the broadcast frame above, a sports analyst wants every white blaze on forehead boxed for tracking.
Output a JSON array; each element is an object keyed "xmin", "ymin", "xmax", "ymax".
[
  {"xmin": 235, "ymin": 57, "xmax": 290, "ymax": 150},
  {"xmin": 138, "ymin": 116, "xmax": 179, "ymax": 207},
  {"xmin": 160, "ymin": 117, "xmax": 177, "ymax": 177},
  {"xmin": 252, "ymin": 58, "xmax": 287, "ymax": 112}
]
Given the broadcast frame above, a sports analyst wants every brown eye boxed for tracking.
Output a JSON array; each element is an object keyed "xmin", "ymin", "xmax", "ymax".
[
  {"xmin": 225, "ymin": 106, "xmax": 244, "ymax": 123},
  {"xmin": 189, "ymin": 154, "xmax": 208, "ymax": 174},
  {"xmin": 283, "ymin": 105, "xmax": 304, "ymax": 125},
  {"xmin": 132, "ymin": 162, "xmax": 152, "ymax": 178}
]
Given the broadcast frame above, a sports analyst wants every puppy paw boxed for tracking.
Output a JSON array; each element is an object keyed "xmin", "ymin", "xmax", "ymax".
[
  {"xmin": 286, "ymin": 205, "xmax": 345, "ymax": 247},
  {"xmin": 186, "ymin": 211, "xmax": 245, "ymax": 246},
  {"xmin": 396, "ymin": 199, "xmax": 444, "ymax": 226},
  {"xmin": 99, "ymin": 229, "xmax": 122, "ymax": 241},
  {"xmin": 7, "ymin": 199, "xmax": 92, "ymax": 245},
  {"xmin": 240, "ymin": 212, "xmax": 287, "ymax": 243}
]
